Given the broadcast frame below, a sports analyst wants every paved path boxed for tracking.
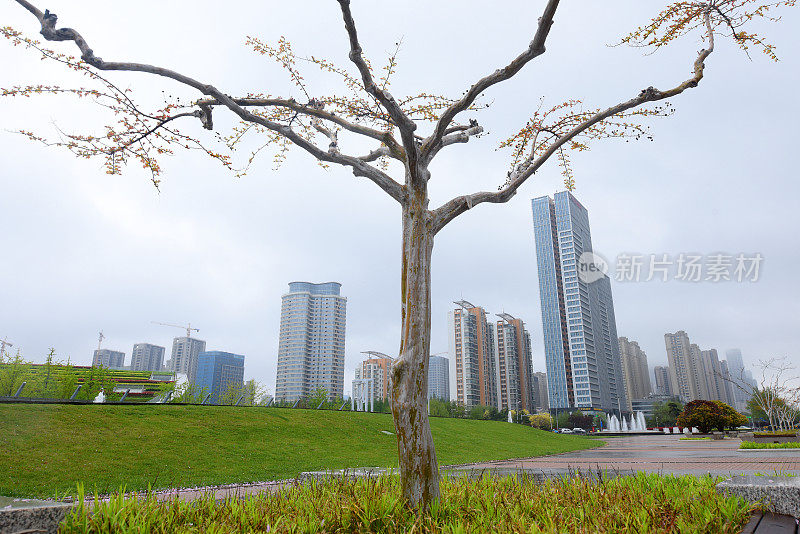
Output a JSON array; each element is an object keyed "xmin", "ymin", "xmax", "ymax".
[{"xmin": 457, "ymin": 435, "xmax": 800, "ymax": 476}]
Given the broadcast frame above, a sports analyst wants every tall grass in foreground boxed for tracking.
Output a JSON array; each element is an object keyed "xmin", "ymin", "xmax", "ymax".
[{"xmin": 61, "ymin": 473, "xmax": 755, "ymax": 533}]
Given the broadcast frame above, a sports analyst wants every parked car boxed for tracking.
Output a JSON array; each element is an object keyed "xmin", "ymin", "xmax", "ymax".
[
  {"xmin": 559, "ymin": 429, "xmax": 573, "ymax": 434},
  {"xmin": 572, "ymin": 428, "xmax": 587, "ymax": 434}
]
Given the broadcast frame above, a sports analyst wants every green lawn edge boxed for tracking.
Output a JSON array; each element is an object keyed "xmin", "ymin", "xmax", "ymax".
[{"xmin": 0, "ymin": 404, "xmax": 601, "ymax": 498}]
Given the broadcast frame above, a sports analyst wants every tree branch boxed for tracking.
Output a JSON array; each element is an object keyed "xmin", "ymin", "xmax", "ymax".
[
  {"xmin": 421, "ymin": 0, "xmax": 561, "ymax": 163},
  {"xmin": 336, "ymin": 0, "xmax": 420, "ymax": 184},
  {"xmin": 425, "ymin": 124, "xmax": 484, "ymax": 161},
  {"xmin": 431, "ymin": 8, "xmax": 715, "ymax": 233},
  {"xmin": 13, "ymin": 0, "xmax": 405, "ymax": 203},
  {"xmin": 196, "ymin": 96, "xmax": 404, "ymax": 158},
  {"xmin": 357, "ymin": 146, "xmax": 391, "ymax": 162}
]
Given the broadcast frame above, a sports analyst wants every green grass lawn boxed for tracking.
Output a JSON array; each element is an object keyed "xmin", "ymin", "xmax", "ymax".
[{"xmin": 0, "ymin": 404, "xmax": 599, "ymax": 498}]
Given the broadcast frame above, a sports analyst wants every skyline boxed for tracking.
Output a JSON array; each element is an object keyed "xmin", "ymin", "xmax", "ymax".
[{"xmin": 0, "ymin": 1, "xmax": 797, "ymax": 396}]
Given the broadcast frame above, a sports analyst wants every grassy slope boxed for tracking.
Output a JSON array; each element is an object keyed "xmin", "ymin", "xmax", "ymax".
[{"xmin": 0, "ymin": 404, "xmax": 598, "ymax": 498}]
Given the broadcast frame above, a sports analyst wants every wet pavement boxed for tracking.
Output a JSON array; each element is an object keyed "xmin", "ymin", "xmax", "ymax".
[{"xmin": 458, "ymin": 434, "xmax": 800, "ymax": 476}]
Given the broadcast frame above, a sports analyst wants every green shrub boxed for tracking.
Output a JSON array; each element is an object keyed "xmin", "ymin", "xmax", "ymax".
[{"xmin": 740, "ymin": 441, "xmax": 800, "ymax": 449}]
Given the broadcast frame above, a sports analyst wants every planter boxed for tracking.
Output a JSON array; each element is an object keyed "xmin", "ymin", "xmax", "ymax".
[{"xmin": 749, "ymin": 435, "xmax": 800, "ymax": 444}]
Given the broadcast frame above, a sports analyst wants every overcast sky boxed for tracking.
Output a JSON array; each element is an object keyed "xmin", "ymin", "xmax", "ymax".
[{"xmin": 0, "ymin": 1, "xmax": 797, "ymax": 396}]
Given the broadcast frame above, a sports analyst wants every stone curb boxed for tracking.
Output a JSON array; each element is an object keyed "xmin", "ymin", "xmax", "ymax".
[
  {"xmin": 0, "ymin": 502, "xmax": 72, "ymax": 534},
  {"xmin": 716, "ymin": 475, "xmax": 800, "ymax": 518}
]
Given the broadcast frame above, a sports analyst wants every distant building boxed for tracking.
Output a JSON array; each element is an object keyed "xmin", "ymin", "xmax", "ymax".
[
  {"xmin": 631, "ymin": 394, "xmax": 678, "ymax": 420},
  {"xmin": 131, "ymin": 343, "xmax": 165, "ymax": 372},
  {"xmin": 168, "ymin": 337, "xmax": 207, "ymax": 382},
  {"xmin": 653, "ymin": 366, "xmax": 672, "ymax": 397},
  {"xmin": 449, "ymin": 301, "xmax": 497, "ymax": 409},
  {"xmin": 195, "ymin": 351, "xmax": 245, "ymax": 404},
  {"xmin": 532, "ymin": 371, "xmax": 549, "ymax": 411},
  {"xmin": 664, "ymin": 331, "xmax": 698, "ymax": 402},
  {"xmin": 531, "ymin": 191, "xmax": 627, "ymax": 413},
  {"xmin": 699, "ymin": 348, "xmax": 730, "ymax": 403},
  {"xmin": 355, "ymin": 353, "xmax": 393, "ymax": 400},
  {"xmin": 92, "ymin": 349, "xmax": 125, "ymax": 370},
  {"xmin": 428, "ymin": 355, "xmax": 450, "ymax": 401},
  {"xmin": 275, "ymin": 281, "xmax": 346, "ymax": 402},
  {"xmin": 719, "ymin": 360, "xmax": 737, "ymax": 407},
  {"xmin": 494, "ymin": 314, "xmax": 534, "ymax": 412},
  {"xmin": 618, "ymin": 337, "xmax": 652, "ymax": 410},
  {"xmin": 665, "ymin": 331, "xmax": 740, "ymax": 405},
  {"xmin": 725, "ymin": 348, "xmax": 755, "ymax": 412}
]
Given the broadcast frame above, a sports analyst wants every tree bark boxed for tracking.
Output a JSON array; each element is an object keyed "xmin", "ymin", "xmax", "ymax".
[{"xmin": 390, "ymin": 184, "xmax": 439, "ymax": 509}]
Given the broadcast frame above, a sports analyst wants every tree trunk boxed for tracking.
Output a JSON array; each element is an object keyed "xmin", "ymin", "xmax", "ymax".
[{"xmin": 390, "ymin": 185, "xmax": 439, "ymax": 509}]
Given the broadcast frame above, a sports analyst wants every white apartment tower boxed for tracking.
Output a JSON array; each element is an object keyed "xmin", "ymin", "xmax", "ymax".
[
  {"xmin": 276, "ymin": 282, "xmax": 346, "ymax": 402},
  {"xmin": 131, "ymin": 343, "xmax": 166, "ymax": 372},
  {"xmin": 92, "ymin": 349, "xmax": 125, "ymax": 370},
  {"xmin": 168, "ymin": 337, "xmax": 207, "ymax": 382}
]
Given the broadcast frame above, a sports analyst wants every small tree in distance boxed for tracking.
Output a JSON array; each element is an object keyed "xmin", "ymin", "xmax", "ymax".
[
  {"xmin": 677, "ymin": 400, "xmax": 747, "ymax": 433},
  {"xmin": 3, "ymin": 0, "xmax": 793, "ymax": 508}
]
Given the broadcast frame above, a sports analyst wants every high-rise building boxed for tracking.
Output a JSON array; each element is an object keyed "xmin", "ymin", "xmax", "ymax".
[
  {"xmin": 428, "ymin": 355, "xmax": 450, "ymax": 401},
  {"xmin": 719, "ymin": 360, "xmax": 737, "ymax": 407},
  {"xmin": 92, "ymin": 349, "xmax": 125, "ymax": 370},
  {"xmin": 532, "ymin": 371, "xmax": 549, "ymax": 411},
  {"xmin": 195, "ymin": 351, "xmax": 245, "ymax": 404},
  {"xmin": 131, "ymin": 343, "xmax": 165, "ymax": 372},
  {"xmin": 618, "ymin": 337, "xmax": 652, "ymax": 409},
  {"xmin": 699, "ymin": 348, "xmax": 729, "ymax": 403},
  {"xmin": 664, "ymin": 331, "xmax": 698, "ymax": 402},
  {"xmin": 653, "ymin": 366, "xmax": 672, "ymax": 397},
  {"xmin": 494, "ymin": 314, "xmax": 535, "ymax": 412},
  {"xmin": 354, "ymin": 353, "xmax": 393, "ymax": 400},
  {"xmin": 275, "ymin": 281, "xmax": 346, "ymax": 402},
  {"xmin": 665, "ymin": 331, "xmax": 742, "ymax": 405},
  {"xmin": 725, "ymin": 348, "xmax": 754, "ymax": 412},
  {"xmin": 167, "ymin": 337, "xmax": 207, "ymax": 381},
  {"xmin": 448, "ymin": 301, "xmax": 497, "ymax": 408},
  {"xmin": 531, "ymin": 191, "xmax": 627, "ymax": 413}
]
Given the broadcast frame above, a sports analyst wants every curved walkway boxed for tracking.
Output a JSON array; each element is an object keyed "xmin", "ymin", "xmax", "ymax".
[{"xmin": 454, "ymin": 435, "xmax": 800, "ymax": 477}]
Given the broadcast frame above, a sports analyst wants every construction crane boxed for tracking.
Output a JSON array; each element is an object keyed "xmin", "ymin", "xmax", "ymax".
[
  {"xmin": 0, "ymin": 336, "xmax": 13, "ymax": 357},
  {"xmin": 151, "ymin": 321, "xmax": 199, "ymax": 338},
  {"xmin": 97, "ymin": 331, "xmax": 105, "ymax": 350}
]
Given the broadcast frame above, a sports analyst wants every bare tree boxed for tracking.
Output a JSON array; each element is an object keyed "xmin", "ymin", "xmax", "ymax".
[
  {"xmin": 3, "ymin": 0, "xmax": 793, "ymax": 508},
  {"xmin": 724, "ymin": 357, "xmax": 799, "ymax": 431}
]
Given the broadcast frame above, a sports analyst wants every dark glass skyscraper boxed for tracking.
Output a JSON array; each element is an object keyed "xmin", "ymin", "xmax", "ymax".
[{"xmin": 531, "ymin": 191, "xmax": 627, "ymax": 413}]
